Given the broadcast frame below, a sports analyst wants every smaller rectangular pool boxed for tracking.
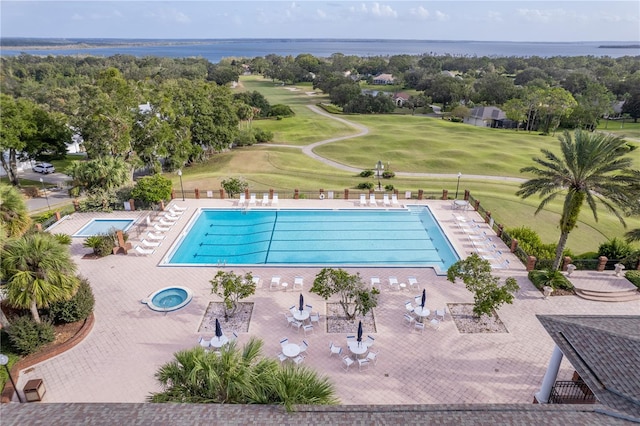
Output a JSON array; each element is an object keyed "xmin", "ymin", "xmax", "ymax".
[{"xmin": 73, "ymin": 219, "xmax": 135, "ymax": 238}]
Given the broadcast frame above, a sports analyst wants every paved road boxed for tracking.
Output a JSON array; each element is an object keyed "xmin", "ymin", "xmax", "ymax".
[{"xmin": 18, "ymin": 170, "xmax": 75, "ymax": 213}]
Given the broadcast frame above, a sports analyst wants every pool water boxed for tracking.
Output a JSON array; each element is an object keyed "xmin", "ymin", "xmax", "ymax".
[
  {"xmin": 73, "ymin": 219, "xmax": 135, "ymax": 237},
  {"xmin": 144, "ymin": 286, "xmax": 193, "ymax": 312},
  {"xmin": 164, "ymin": 207, "xmax": 459, "ymax": 272}
]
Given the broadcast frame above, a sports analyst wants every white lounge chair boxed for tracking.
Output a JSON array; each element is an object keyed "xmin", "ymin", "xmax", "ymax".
[
  {"xmin": 172, "ymin": 205, "xmax": 187, "ymax": 212},
  {"xmin": 270, "ymin": 276, "xmax": 281, "ymax": 291},
  {"xmin": 369, "ymin": 194, "xmax": 378, "ymax": 206},
  {"xmin": 154, "ymin": 224, "xmax": 171, "ymax": 233},
  {"xmin": 293, "ymin": 276, "xmax": 304, "ymax": 290},
  {"xmin": 260, "ymin": 193, "xmax": 269, "ymax": 205},
  {"xmin": 388, "ymin": 276, "xmax": 399, "ymax": 291},
  {"xmin": 248, "ymin": 193, "xmax": 257, "ymax": 206},
  {"xmin": 238, "ymin": 193, "xmax": 246, "ymax": 206},
  {"xmin": 168, "ymin": 207, "xmax": 184, "ymax": 216},
  {"xmin": 161, "ymin": 214, "xmax": 179, "ymax": 222},
  {"xmin": 158, "ymin": 218, "xmax": 175, "ymax": 227},
  {"xmin": 359, "ymin": 194, "xmax": 367, "ymax": 206},
  {"xmin": 391, "ymin": 194, "xmax": 399, "ymax": 206},
  {"xmin": 370, "ymin": 276, "xmax": 380, "ymax": 288},
  {"xmin": 141, "ymin": 239, "xmax": 160, "ymax": 248},
  {"xmin": 147, "ymin": 232, "xmax": 166, "ymax": 241},
  {"xmin": 134, "ymin": 245, "xmax": 155, "ymax": 256},
  {"xmin": 407, "ymin": 276, "xmax": 418, "ymax": 288},
  {"xmin": 383, "ymin": 194, "xmax": 390, "ymax": 206},
  {"xmin": 271, "ymin": 193, "xmax": 279, "ymax": 206}
]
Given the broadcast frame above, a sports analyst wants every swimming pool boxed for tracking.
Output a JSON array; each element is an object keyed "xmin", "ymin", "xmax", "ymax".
[
  {"xmin": 73, "ymin": 219, "xmax": 135, "ymax": 238},
  {"xmin": 163, "ymin": 207, "xmax": 459, "ymax": 273}
]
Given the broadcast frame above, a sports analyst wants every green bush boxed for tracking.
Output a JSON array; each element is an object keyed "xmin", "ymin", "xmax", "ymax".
[
  {"xmin": 356, "ymin": 182, "xmax": 374, "ymax": 190},
  {"xmin": 382, "ymin": 170, "xmax": 395, "ymax": 179},
  {"xmin": 625, "ymin": 270, "xmax": 640, "ymax": 288},
  {"xmin": 48, "ymin": 277, "xmax": 95, "ymax": 323},
  {"xmin": 53, "ymin": 233, "xmax": 72, "ymax": 245},
  {"xmin": 598, "ymin": 237, "xmax": 633, "ymax": 260},
  {"xmin": 528, "ymin": 269, "xmax": 574, "ymax": 291},
  {"xmin": 384, "ymin": 185, "xmax": 395, "ymax": 191},
  {"xmin": 507, "ymin": 226, "xmax": 558, "ymax": 260},
  {"xmin": 576, "ymin": 251, "xmax": 599, "ymax": 259},
  {"xmin": 359, "ymin": 170, "xmax": 374, "ymax": 178},
  {"xmin": 253, "ymin": 127, "xmax": 273, "ymax": 143},
  {"xmin": 268, "ymin": 104, "xmax": 295, "ymax": 117},
  {"xmin": 7, "ymin": 316, "xmax": 55, "ymax": 355}
]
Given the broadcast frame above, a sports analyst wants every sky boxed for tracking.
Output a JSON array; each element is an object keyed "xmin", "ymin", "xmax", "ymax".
[{"xmin": 1, "ymin": 1, "xmax": 639, "ymax": 42}]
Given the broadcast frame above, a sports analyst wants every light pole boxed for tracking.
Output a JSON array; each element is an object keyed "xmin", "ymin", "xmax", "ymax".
[
  {"xmin": 455, "ymin": 172, "xmax": 462, "ymax": 199},
  {"xmin": 0, "ymin": 354, "xmax": 23, "ymax": 403},
  {"xmin": 376, "ymin": 160, "xmax": 383, "ymax": 191},
  {"xmin": 39, "ymin": 177, "xmax": 50, "ymax": 210},
  {"xmin": 177, "ymin": 169, "xmax": 185, "ymax": 201}
]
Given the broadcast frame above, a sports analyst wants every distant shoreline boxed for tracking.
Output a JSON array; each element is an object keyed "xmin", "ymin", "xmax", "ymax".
[
  {"xmin": 0, "ymin": 41, "xmax": 211, "ymax": 51},
  {"xmin": 598, "ymin": 44, "xmax": 640, "ymax": 49}
]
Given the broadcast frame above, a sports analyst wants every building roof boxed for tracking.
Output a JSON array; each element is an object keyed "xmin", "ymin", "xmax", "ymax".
[
  {"xmin": 469, "ymin": 106, "xmax": 506, "ymax": 120},
  {"xmin": 537, "ymin": 315, "xmax": 640, "ymax": 421},
  {"xmin": 1, "ymin": 402, "xmax": 634, "ymax": 425},
  {"xmin": 373, "ymin": 73, "xmax": 394, "ymax": 81}
]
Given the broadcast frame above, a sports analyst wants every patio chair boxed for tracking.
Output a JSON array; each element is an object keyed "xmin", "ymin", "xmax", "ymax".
[
  {"xmin": 304, "ymin": 304, "xmax": 313, "ymax": 313},
  {"xmin": 359, "ymin": 194, "xmax": 367, "ymax": 206},
  {"xmin": 405, "ymin": 191, "xmax": 412, "ymax": 200},
  {"xmin": 270, "ymin": 276, "xmax": 281, "ymax": 291},
  {"xmin": 229, "ymin": 332, "xmax": 239, "ymax": 342},
  {"xmin": 162, "ymin": 213, "xmax": 180, "ymax": 222},
  {"xmin": 277, "ymin": 352, "xmax": 288, "ymax": 364},
  {"xmin": 158, "ymin": 218, "xmax": 175, "ymax": 227},
  {"xmin": 271, "ymin": 193, "xmax": 279, "ymax": 206},
  {"xmin": 346, "ymin": 335, "xmax": 356, "ymax": 344},
  {"xmin": 405, "ymin": 301, "xmax": 414, "ymax": 313},
  {"xmin": 291, "ymin": 321, "xmax": 303, "ymax": 332},
  {"xmin": 299, "ymin": 340, "xmax": 309, "ymax": 354},
  {"xmin": 435, "ymin": 308, "xmax": 446, "ymax": 322},
  {"xmin": 252, "ymin": 276, "xmax": 261, "ymax": 288},
  {"xmin": 407, "ymin": 276, "xmax": 418, "ymax": 289},
  {"xmin": 238, "ymin": 193, "xmax": 246, "ymax": 206},
  {"xmin": 391, "ymin": 194, "xmax": 399, "ymax": 206},
  {"xmin": 280, "ymin": 338, "xmax": 289, "ymax": 348},
  {"xmin": 248, "ymin": 193, "xmax": 257, "ymax": 206},
  {"xmin": 414, "ymin": 322, "xmax": 425, "ymax": 334},
  {"xmin": 260, "ymin": 193, "xmax": 269, "ymax": 205},
  {"xmin": 358, "ymin": 359, "xmax": 370, "ymax": 371},
  {"xmin": 293, "ymin": 276, "xmax": 304, "ymax": 290},
  {"xmin": 134, "ymin": 245, "xmax": 155, "ymax": 256},
  {"xmin": 284, "ymin": 313, "xmax": 296, "ymax": 327},
  {"xmin": 370, "ymin": 276, "xmax": 381, "ymax": 288},
  {"xmin": 430, "ymin": 318, "xmax": 441, "ymax": 330},
  {"xmin": 329, "ymin": 342, "xmax": 342, "ymax": 357},
  {"xmin": 369, "ymin": 194, "xmax": 378, "ymax": 206},
  {"xmin": 342, "ymin": 355, "xmax": 355, "ymax": 372},
  {"xmin": 310, "ymin": 312, "xmax": 320, "ymax": 325},
  {"xmin": 303, "ymin": 324, "xmax": 314, "ymax": 336},
  {"xmin": 198, "ymin": 336, "xmax": 210, "ymax": 349},
  {"xmin": 404, "ymin": 313, "xmax": 415, "ymax": 327},
  {"xmin": 167, "ymin": 207, "xmax": 184, "ymax": 216},
  {"xmin": 388, "ymin": 276, "xmax": 399, "ymax": 291},
  {"xmin": 365, "ymin": 335, "xmax": 375, "ymax": 347},
  {"xmin": 171, "ymin": 204, "xmax": 187, "ymax": 212},
  {"xmin": 141, "ymin": 239, "xmax": 160, "ymax": 248},
  {"xmin": 146, "ymin": 231, "xmax": 166, "ymax": 241},
  {"xmin": 366, "ymin": 350, "xmax": 379, "ymax": 366},
  {"xmin": 153, "ymin": 224, "xmax": 170, "ymax": 233},
  {"xmin": 293, "ymin": 355, "xmax": 306, "ymax": 365},
  {"xmin": 383, "ymin": 194, "xmax": 390, "ymax": 206}
]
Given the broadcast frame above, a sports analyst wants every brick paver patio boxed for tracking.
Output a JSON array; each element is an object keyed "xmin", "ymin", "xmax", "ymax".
[{"xmin": 12, "ymin": 198, "xmax": 640, "ymax": 405}]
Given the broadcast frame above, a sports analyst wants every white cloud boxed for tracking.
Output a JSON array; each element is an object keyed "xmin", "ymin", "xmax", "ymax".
[
  {"xmin": 487, "ymin": 11, "xmax": 502, "ymax": 22},
  {"xmin": 517, "ymin": 8, "xmax": 561, "ymax": 23},
  {"xmin": 410, "ymin": 6, "xmax": 430, "ymax": 20},
  {"xmin": 435, "ymin": 10, "xmax": 449, "ymax": 21},
  {"xmin": 370, "ymin": 3, "xmax": 397, "ymax": 18},
  {"xmin": 148, "ymin": 8, "xmax": 190, "ymax": 24}
]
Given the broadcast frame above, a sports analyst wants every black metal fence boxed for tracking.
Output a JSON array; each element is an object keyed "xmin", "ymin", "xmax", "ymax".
[{"xmin": 549, "ymin": 380, "xmax": 596, "ymax": 404}]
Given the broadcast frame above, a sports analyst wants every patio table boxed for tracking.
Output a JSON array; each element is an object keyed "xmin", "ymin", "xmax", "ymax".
[
  {"xmin": 413, "ymin": 306, "xmax": 431, "ymax": 323},
  {"xmin": 293, "ymin": 310, "xmax": 310, "ymax": 322},
  {"xmin": 282, "ymin": 343, "xmax": 301, "ymax": 358},
  {"xmin": 209, "ymin": 335, "xmax": 229, "ymax": 348},
  {"xmin": 348, "ymin": 342, "xmax": 369, "ymax": 359}
]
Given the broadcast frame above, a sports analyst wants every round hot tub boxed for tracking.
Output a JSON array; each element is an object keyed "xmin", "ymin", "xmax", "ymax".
[{"xmin": 143, "ymin": 286, "xmax": 193, "ymax": 312}]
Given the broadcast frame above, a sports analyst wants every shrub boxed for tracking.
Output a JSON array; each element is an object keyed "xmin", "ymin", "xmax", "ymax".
[
  {"xmin": 576, "ymin": 251, "xmax": 598, "ymax": 259},
  {"xmin": 268, "ymin": 104, "xmax": 295, "ymax": 117},
  {"xmin": 598, "ymin": 237, "xmax": 633, "ymax": 260},
  {"xmin": 7, "ymin": 316, "xmax": 55, "ymax": 355},
  {"xmin": 528, "ymin": 269, "xmax": 574, "ymax": 291},
  {"xmin": 356, "ymin": 182, "xmax": 374, "ymax": 190},
  {"xmin": 131, "ymin": 174, "xmax": 173, "ymax": 207},
  {"xmin": 48, "ymin": 277, "xmax": 95, "ymax": 323},
  {"xmin": 253, "ymin": 127, "xmax": 273, "ymax": 143},
  {"xmin": 234, "ymin": 129, "xmax": 257, "ymax": 147},
  {"xmin": 359, "ymin": 170, "xmax": 374, "ymax": 178},
  {"xmin": 507, "ymin": 226, "xmax": 559, "ymax": 260},
  {"xmin": 625, "ymin": 270, "xmax": 640, "ymax": 288},
  {"xmin": 382, "ymin": 171, "xmax": 395, "ymax": 179},
  {"xmin": 53, "ymin": 233, "xmax": 72, "ymax": 245},
  {"xmin": 384, "ymin": 184, "xmax": 395, "ymax": 191}
]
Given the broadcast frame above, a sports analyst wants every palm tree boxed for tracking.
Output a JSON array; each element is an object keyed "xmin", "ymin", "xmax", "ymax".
[
  {"xmin": 517, "ymin": 129, "xmax": 640, "ymax": 270},
  {"xmin": 0, "ymin": 184, "xmax": 31, "ymax": 238},
  {"xmin": 149, "ymin": 338, "xmax": 338, "ymax": 410},
  {"xmin": 2, "ymin": 232, "xmax": 79, "ymax": 323}
]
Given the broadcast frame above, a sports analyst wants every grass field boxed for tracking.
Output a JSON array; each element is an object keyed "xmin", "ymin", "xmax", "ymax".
[{"xmin": 177, "ymin": 76, "xmax": 640, "ymax": 253}]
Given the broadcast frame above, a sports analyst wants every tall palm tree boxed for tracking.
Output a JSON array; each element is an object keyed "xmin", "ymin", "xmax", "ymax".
[
  {"xmin": 517, "ymin": 129, "xmax": 640, "ymax": 270},
  {"xmin": 2, "ymin": 232, "xmax": 79, "ymax": 323},
  {"xmin": 0, "ymin": 184, "xmax": 31, "ymax": 238},
  {"xmin": 149, "ymin": 338, "xmax": 338, "ymax": 410}
]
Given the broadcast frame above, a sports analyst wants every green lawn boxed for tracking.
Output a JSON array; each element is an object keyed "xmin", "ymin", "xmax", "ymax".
[
  {"xmin": 174, "ymin": 75, "xmax": 640, "ymax": 253},
  {"xmin": 597, "ymin": 119, "xmax": 640, "ymax": 140}
]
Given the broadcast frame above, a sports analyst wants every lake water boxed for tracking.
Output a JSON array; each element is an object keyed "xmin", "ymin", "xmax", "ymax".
[{"xmin": 2, "ymin": 39, "xmax": 638, "ymax": 62}]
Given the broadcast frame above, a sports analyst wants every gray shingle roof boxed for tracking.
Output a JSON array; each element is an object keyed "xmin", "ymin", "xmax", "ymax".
[{"xmin": 537, "ymin": 315, "xmax": 640, "ymax": 420}]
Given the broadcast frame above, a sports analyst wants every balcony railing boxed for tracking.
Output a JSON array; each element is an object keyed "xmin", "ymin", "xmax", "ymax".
[{"xmin": 549, "ymin": 380, "xmax": 596, "ymax": 404}]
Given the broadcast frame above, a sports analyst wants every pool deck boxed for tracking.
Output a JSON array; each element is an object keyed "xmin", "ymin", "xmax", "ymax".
[{"xmin": 11, "ymin": 198, "xmax": 640, "ymax": 405}]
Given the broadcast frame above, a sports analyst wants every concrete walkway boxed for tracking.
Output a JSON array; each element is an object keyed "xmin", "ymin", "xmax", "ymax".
[{"xmin": 11, "ymin": 199, "xmax": 639, "ymax": 405}]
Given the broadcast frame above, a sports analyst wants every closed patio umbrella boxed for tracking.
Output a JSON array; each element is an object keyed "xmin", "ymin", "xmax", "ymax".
[
  {"xmin": 357, "ymin": 320, "xmax": 363, "ymax": 346},
  {"xmin": 215, "ymin": 318, "xmax": 223, "ymax": 340},
  {"xmin": 421, "ymin": 289, "xmax": 426, "ymax": 309},
  {"xmin": 299, "ymin": 293, "xmax": 304, "ymax": 312}
]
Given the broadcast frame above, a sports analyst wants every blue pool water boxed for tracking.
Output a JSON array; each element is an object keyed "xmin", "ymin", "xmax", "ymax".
[
  {"xmin": 164, "ymin": 207, "xmax": 459, "ymax": 272},
  {"xmin": 73, "ymin": 219, "xmax": 135, "ymax": 237},
  {"xmin": 144, "ymin": 286, "xmax": 193, "ymax": 312}
]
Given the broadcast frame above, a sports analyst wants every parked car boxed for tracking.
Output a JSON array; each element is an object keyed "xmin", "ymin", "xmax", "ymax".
[{"xmin": 32, "ymin": 162, "xmax": 55, "ymax": 174}]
